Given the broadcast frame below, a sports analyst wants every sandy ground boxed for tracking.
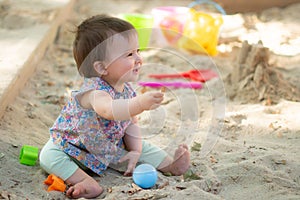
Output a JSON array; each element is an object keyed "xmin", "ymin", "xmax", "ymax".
[{"xmin": 0, "ymin": 0, "xmax": 300, "ymax": 199}]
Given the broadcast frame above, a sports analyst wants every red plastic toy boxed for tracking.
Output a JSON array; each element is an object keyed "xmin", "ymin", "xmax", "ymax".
[{"xmin": 148, "ymin": 69, "xmax": 217, "ymax": 82}]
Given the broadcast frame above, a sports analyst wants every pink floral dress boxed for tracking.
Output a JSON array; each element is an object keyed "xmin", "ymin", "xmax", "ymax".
[{"xmin": 50, "ymin": 77, "xmax": 136, "ymax": 175}]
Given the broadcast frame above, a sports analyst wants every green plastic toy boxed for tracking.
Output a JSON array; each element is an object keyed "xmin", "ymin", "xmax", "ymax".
[{"xmin": 19, "ymin": 145, "xmax": 39, "ymax": 166}]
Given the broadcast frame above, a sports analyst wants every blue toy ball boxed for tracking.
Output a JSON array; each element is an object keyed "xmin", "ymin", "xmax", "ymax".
[{"xmin": 133, "ymin": 164, "xmax": 158, "ymax": 189}]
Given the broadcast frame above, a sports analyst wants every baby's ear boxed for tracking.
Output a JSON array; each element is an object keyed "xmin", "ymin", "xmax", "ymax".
[{"xmin": 93, "ymin": 61, "xmax": 108, "ymax": 76}]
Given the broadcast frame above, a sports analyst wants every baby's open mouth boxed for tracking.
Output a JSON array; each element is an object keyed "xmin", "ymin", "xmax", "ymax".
[{"xmin": 133, "ymin": 68, "xmax": 140, "ymax": 73}]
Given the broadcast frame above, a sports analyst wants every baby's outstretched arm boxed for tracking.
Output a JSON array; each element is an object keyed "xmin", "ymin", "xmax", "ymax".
[{"xmin": 82, "ymin": 90, "xmax": 164, "ymax": 120}]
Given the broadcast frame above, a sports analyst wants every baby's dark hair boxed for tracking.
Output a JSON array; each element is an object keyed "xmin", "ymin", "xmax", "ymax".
[{"xmin": 73, "ymin": 14, "xmax": 135, "ymax": 77}]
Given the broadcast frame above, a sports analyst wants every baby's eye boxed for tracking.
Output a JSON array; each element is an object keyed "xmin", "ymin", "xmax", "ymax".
[{"xmin": 127, "ymin": 52, "xmax": 133, "ymax": 57}]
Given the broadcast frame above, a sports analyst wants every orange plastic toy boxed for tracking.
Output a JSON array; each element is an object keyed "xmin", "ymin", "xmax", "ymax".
[{"xmin": 44, "ymin": 174, "xmax": 66, "ymax": 192}]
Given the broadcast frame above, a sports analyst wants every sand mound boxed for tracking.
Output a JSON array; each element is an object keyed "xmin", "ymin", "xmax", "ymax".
[{"xmin": 226, "ymin": 41, "xmax": 300, "ymax": 104}]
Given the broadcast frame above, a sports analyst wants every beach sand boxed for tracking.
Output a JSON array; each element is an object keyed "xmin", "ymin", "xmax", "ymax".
[{"xmin": 0, "ymin": 0, "xmax": 299, "ymax": 199}]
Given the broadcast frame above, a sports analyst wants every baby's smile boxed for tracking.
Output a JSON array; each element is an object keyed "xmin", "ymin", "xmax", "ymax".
[{"xmin": 133, "ymin": 67, "xmax": 141, "ymax": 74}]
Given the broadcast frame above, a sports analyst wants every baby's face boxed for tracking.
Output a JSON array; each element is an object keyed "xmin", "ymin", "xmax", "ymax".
[
  {"xmin": 104, "ymin": 31, "xmax": 143, "ymax": 84},
  {"xmin": 105, "ymin": 31, "xmax": 139, "ymax": 64}
]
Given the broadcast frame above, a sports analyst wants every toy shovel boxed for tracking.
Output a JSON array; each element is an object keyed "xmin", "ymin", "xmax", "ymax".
[
  {"xmin": 138, "ymin": 81, "xmax": 202, "ymax": 89},
  {"xmin": 148, "ymin": 69, "xmax": 217, "ymax": 82}
]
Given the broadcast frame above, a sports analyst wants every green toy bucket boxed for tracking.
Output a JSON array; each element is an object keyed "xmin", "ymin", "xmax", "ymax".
[
  {"xmin": 119, "ymin": 13, "xmax": 153, "ymax": 50},
  {"xmin": 19, "ymin": 145, "xmax": 39, "ymax": 166}
]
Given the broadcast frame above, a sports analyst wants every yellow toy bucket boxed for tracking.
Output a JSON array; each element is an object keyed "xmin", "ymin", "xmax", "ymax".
[
  {"xmin": 119, "ymin": 13, "xmax": 153, "ymax": 50},
  {"xmin": 177, "ymin": 8, "xmax": 223, "ymax": 55}
]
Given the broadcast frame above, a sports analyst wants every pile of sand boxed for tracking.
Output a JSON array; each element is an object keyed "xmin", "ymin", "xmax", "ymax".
[{"xmin": 225, "ymin": 41, "xmax": 300, "ymax": 104}]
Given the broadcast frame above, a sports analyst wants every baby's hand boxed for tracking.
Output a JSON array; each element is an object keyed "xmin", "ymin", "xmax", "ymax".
[
  {"xmin": 118, "ymin": 151, "xmax": 141, "ymax": 176},
  {"xmin": 138, "ymin": 91, "xmax": 164, "ymax": 110}
]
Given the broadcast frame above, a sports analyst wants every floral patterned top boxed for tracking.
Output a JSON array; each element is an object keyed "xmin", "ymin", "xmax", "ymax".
[{"xmin": 50, "ymin": 77, "xmax": 136, "ymax": 175}]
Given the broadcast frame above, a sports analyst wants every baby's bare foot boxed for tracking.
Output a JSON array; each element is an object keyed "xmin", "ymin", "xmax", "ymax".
[
  {"xmin": 170, "ymin": 144, "xmax": 190, "ymax": 176},
  {"xmin": 66, "ymin": 178, "xmax": 103, "ymax": 199}
]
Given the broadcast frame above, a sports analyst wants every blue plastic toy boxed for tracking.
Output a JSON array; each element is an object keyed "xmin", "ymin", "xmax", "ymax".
[{"xmin": 133, "ymin": 164, "xmax": 158, "ymax": 189}]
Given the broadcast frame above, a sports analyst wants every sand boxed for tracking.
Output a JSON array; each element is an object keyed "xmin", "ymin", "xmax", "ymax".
[{"xmin": 0, "ymin": 0, "xmax": 300, "ymax": 199}]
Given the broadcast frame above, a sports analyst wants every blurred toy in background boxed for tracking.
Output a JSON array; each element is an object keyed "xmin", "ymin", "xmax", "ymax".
[
  {"xmin": 138, "ymin": 81, "xmax": 203, "ymax": 89},
  {"xmin": 177, "ymin": 8, "xmax": 223, "ymax": 55},
  {"xmin": 152, "ymin": 6, "xmax": 189, "ymax": 47},
  {"xmin": 151, "ymin": 0, "xmax": 226, "ymax": 56},
  {"xmin": 119, "ymin": 13, "xmax": 153, "ymax": 50},
  {"xmin": 152, "ymin": 6, "xmax": 189, "ymax": 45},
  {"xmin": 149, "ymin": 69, "xmax": 218, "ymax": 82}
]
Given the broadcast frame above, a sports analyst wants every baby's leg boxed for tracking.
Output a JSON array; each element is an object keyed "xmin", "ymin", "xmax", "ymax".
[
  {"xmin": 39, "ymin": 139, "xmax": 103, "ymax": 199},
  {"xmin": 65, "ymin": 168, "xmax": 103, "ymax": 199},
  {"xmin": 157, "ymin": 144, "xmax": 190, "ymax": 176}
]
